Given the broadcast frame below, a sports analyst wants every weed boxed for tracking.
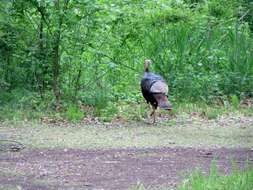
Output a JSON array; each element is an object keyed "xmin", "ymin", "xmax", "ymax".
[
  {"xmin": 231, "ymin": 95, "xmax": 240, "ymax": 109},
  {"xmin": 179, "ymin": 164, "xmax": 253, "ymax": 190},
  {"xmin": 202, "ymin": 107, "xmax": 225, "ymax": 120},
  {"xmin": 95, "ymin": 102, "xmax": 118, "ymax": 122},
  {"xmin": 65, "ymin": 104, "xmax": 85, "ymax": 122},
  {"xmin": 129, "ymin": 182, "xmax": 146, "ymax": 190},
  {"xmin": 129, "ymin": 163, "xmax": 253, "ymax": 190}
]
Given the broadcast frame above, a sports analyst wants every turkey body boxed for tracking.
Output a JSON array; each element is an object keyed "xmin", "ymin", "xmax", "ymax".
[{"xmin": 141, "ymin": 72, "xmax": 172, "ymax": 110}]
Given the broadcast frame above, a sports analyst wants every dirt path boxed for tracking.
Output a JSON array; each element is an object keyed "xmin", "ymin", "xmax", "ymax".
[{"xmin": 0, "ymin": 147, "xmax": 252, "ymax": 190}]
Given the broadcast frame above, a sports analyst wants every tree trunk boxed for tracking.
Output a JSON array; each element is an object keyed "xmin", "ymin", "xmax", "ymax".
[
  {"xmin": 37, "ymin": 6, "xmax": 44, "ymax": 98},
  {"xmin": 52, "ymin": 0, "xmax": 62, "ymax": 110},
  {"xmin": 52, "ymin": 35, "xmax": 61, "ymax": 110},
  {"xmin": 74, "ymin": 64, "xmax": 82, "ymax": 99}
]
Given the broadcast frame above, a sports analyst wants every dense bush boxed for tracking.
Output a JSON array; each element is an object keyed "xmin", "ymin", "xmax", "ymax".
[{"xmin": 0, "ymin": 0, "xmax": 252, "ymax": 113}]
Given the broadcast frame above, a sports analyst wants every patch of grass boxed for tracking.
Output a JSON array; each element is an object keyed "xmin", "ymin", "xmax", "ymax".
[
  {"xmin": 172, "ymin": 102, "xmax": 227, "ymax": 120},
  {"xmin": 0, "ymin": 106, "xmax": 45, "ymax": 121},
  {"xmin": 1, "ymin": 113, "xmax": 252, "ymax": 149},
  {"xmin": 179, "ymin": 163, "xmax": 253, "ymax": 190},
  {"xmin": 65, "ymin": 104, "xmax": 85, "ymax": 122},
  {"xmin": 231, "ymin": 95, "xmax": 240, "ymax": 109},
  {"xmin": 95, "ymin": 102, "xmax": 118, "ymax": 122},
  {"xmin": 117, "ymin": 102, "xmax": 147, "ymax": 121},
  {"xmin": 1, "ymin": 97, "xmax": 253, "ymax": 123},
  {"xmin": 239, "ymin": 107, "xmax": 253, "ymax": 116},
  {"xmin": 201, "ymin": 107, "xmax": 225, "ymax": 120},
  {"xmin": 129, "ymin": 163, "xmax": 253, "ymax": 190}
]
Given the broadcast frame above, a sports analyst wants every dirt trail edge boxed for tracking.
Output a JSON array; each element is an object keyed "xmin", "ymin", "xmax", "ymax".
[{"xmin": 0, "ymin": 147, "xmax": 253, "ymax": 190}]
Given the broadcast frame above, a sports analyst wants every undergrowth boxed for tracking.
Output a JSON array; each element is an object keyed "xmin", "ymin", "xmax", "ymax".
[
  {"xmin": 1, "ymin": 0, "xmax": 253, "ymax": 110},
  {"xmin": 178, "ymin": 162, "xmax": 253, "ymax": 190},
  {"xmin": 0, "ymin": 90, "xmax": 253, "ymax": 122},
  {"xmin": 65, "ymin": 104, "xmax": 85, "ymax": 122}
]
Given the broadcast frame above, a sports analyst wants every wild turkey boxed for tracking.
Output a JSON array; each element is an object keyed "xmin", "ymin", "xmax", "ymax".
[{"xmin": 141, "ymin": 59, "xmax": 172, "ymax": 123}]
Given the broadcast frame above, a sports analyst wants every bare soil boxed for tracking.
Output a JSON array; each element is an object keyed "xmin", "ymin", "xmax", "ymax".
[{"xmin": 0, "ymin": 147, "xmax": 252, "ymax": 190}]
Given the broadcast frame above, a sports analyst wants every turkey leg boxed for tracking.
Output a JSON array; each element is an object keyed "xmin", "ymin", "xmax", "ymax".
[{"xmin": 150, "ymin": 106, "xmax": 156, "ymax": 124}]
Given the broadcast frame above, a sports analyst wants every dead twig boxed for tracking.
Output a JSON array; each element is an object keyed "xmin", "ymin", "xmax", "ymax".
[{"xmin": 0, "ymin": 140, "xmax": 25, "ymax": 152}]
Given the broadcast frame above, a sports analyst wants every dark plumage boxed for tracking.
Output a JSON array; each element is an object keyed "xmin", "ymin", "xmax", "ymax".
[{"xmin": 141, "ymin": 59, "xmax": 172, "ymax": 123}]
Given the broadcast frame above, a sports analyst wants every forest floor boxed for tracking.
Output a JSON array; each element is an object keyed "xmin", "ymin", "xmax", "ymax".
[{"xmin": 0, "ymin": 112, "xmax": 253, "ymax": 190}]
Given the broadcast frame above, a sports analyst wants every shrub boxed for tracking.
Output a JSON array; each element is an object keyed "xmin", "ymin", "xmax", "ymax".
[{"xmin": 65, "ymin": 104, "xmax": 85, "ymax": 122}]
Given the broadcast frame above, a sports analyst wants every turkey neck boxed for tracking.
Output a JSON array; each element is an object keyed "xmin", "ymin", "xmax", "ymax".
[{"xmin": 144, "ymin": 62, "xmax": 150, "ymax": 73}]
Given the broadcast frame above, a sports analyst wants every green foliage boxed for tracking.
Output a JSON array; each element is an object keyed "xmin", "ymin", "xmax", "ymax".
[
  {"xmin": 117, "ymin": 102, "xmax": 147, "ymax": 121},
  {"xmin": 201, "ymin": 107, "xmax": 224, "ymax": 120},
  {"xmin": 130, "ymin": 163, "xmax": 253, "ymax": 190},
  {"xmin": 95, "ymin": 102, "xmax": 118, "ymax": 122},
  {"xmin": 179, "ymin": 163, "xmax": 253, "ymax": 190},
  {"xmin": 172, "ymin": 102, "xmax": 226, "ymax": 119},
  {"xmin": 65, "ymin": 104, "xmax": 85, "ymax": 122},
  {"xmin": 144, "ymin": 14, "xmax": 253, "ymax": 102},
  {"xmin": 0, "ymin": 0, "xmax": 253, "ymax": 116},
  {"xmin": 231, "ymin": 95, "xmax": 240, "ymax": 109}
]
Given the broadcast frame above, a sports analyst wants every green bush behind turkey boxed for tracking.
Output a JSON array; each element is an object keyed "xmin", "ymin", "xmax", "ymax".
[{"xmin": 0, "ymin": 0, "xmax": 252, "ymax": 114}]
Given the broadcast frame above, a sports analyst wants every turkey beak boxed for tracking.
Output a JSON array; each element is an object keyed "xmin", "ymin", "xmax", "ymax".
[
  {"xmin": 167, "ymin": 105, "xmax": 173, "ymax": 111},
  {"xmin": 166, "ymin": 95, "xmax": 173, "ymax": 111}
]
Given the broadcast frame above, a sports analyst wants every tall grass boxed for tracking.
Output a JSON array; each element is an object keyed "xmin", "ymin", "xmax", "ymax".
[
  {"xmin": 130, "ymin": 163, "xmax": 253, "ymax": 190},
  {"xmin": 179, "ymin": 163, "xmax": 253, "ymax": 190},
  {"xmin": 143, "ymin": 14, "xmax": 253, "ymax": 102}
]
